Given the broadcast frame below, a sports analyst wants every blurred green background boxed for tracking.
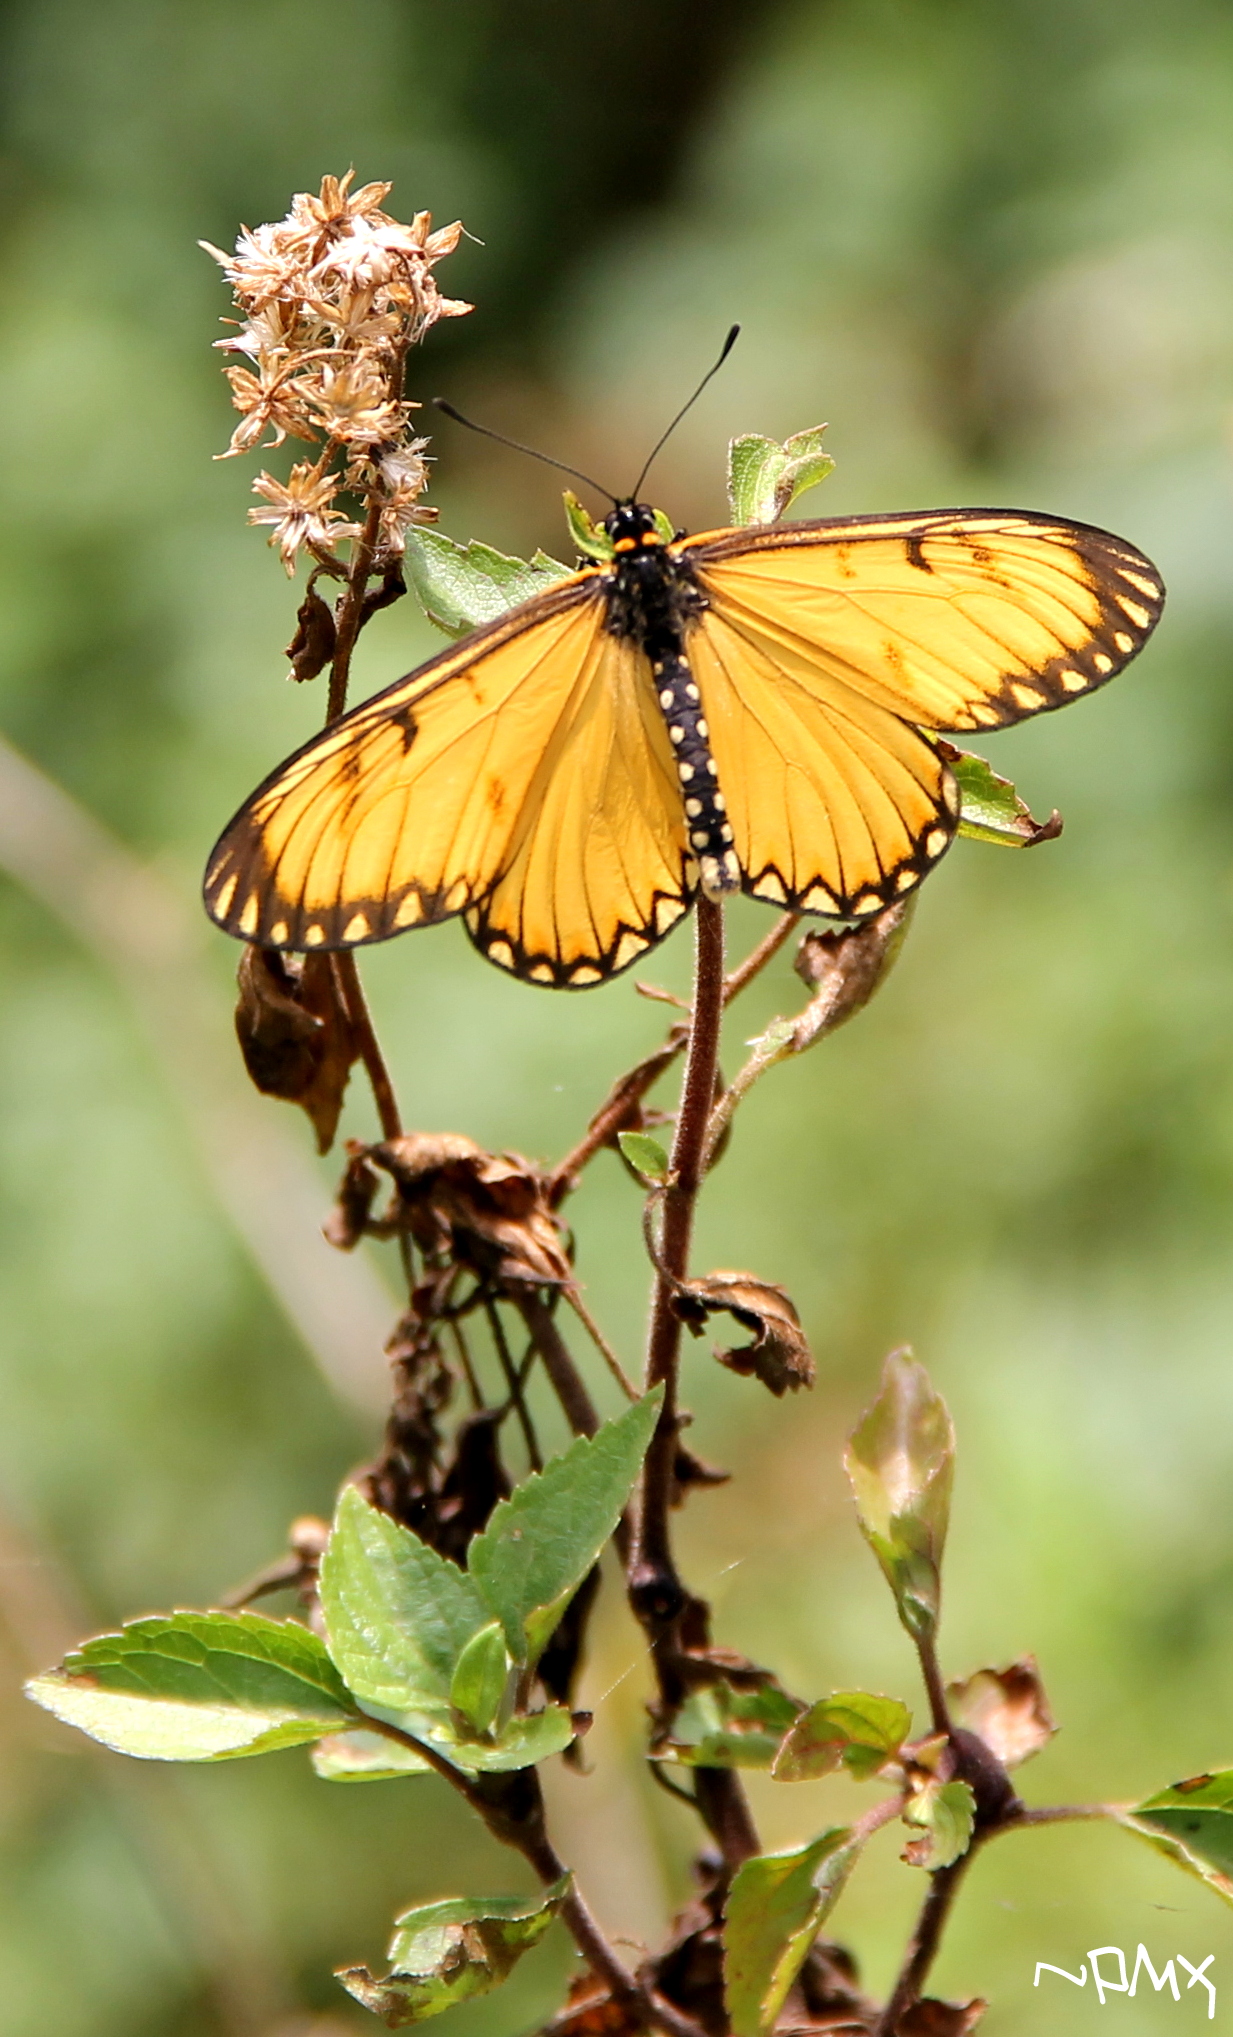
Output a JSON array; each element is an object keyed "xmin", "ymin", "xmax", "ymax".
[{"xmin": 2, "ymin": 1, "xmax": 1233, "ymax": 2032}]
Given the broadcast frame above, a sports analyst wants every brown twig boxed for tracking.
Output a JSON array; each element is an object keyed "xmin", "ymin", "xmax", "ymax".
[
  {"xmin": 487, "ymin": 1300, "xmax": 542, "ymax": 1470},
  {"xmin": 918, "ymin": 1630, "xmax": 952, "ymax": 1739},
  {"xmin": 513, "ymin": 1292, "xmax": 601, "ymax": 1437},
  {"xmin": 873, "ymin": 1846, "xmax": 979, "ymax": 2036},
  {"xmin": 630, "ymin": 900, "xmax": 726, "ymax": 1611},
  {"xmin": 548, "ymin": 910, "xmax": 802, "ymax": 1202},
  {"xmin": 330, "ymin": 950, "xmax": 402, "ymax": 1140}
]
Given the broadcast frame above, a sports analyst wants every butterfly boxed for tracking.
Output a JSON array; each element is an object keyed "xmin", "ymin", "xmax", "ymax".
[{"xmin": 203, "ymin": 499, "xmax": 1164, "ymax": 988}]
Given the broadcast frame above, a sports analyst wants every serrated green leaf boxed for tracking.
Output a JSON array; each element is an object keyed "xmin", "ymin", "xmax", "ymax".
[
  {"xmin": 902, "ymin": 1779, "xmax": 975, "ymax": 1870},
  {"xmin": 449, "ymin": 1621, "xmax": 509, "ymax": 1735},
  {"xmin": 563, "ymin": 491, "xmax": 614, "ymax": 562},
  {"xmin": 469, "ymin": 1392, "xmax": 662, "ymax": 1664},
  {"xmin": 403, "ymin": 528, "xmax": 571, "ymax": 639},
  {"xmin": 1122, "ymin": 1771, "xmax": 1233, "ymax": 1905},
  {"xmin": 320, "ymin": 1487, "xmax": 488, "ymax": 1728},
  {"xmin": 845, "ymin": 1350, "xmax": 953, "ymax": 1644},
  {"xmin": 942, "ymin": 743, "xmax": 1063, "ymax": 849},
  {"xmin": 658, "ymin": 1681, "xmax": 803, "ymax": 1770},
  {"xmin": 25, "ymin": 1611, "xmax": 356, "ymax": 1761},
  {"xmin": 727, "ymin": 429, "xmax": 834, "ymax": 528},
  {"xmin": 773, "ymin": 1692, "xmax": 911, "ymax": 1782},
  {"xmin": 617, "ymin": 1131, "xmax": 671, "ymax": 1183},
  {"xmin": 312, "ymin": 1728, "xmax": 433, "ymax": 1782},
  {"xmin": 724, "ymin": 1832, "xmax": 855, "ymax": 2037},
  {"xmin": 338, "ymin": 1877, "xmax": 570, "ymax": 2025},
  {"xmin": 456, "ymin": 1705, "xmax": 576, "ymax": 1771}
]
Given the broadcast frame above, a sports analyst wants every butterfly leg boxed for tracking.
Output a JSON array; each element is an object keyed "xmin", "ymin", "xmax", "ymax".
[{"xmin": 649, "ymin": 644, "xmax": 740, "ymax": 901}]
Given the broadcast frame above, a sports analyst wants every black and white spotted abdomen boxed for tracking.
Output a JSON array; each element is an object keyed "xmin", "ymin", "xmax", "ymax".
[{"xmin": 649, "ymin": 645, "xmax": 740, "ymax": 901}]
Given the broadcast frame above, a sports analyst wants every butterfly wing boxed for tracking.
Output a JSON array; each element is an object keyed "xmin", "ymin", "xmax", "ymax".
[
  {"xmin": 678, "ymin": 507, "xmax": 1163, "ymax": 915},
  {"xmin": 684, "ymin": 508, "xmax": 1164, "ymax": 730},
  {"xmin": 685, "ymin": 611, "xmax": 959, "ymax": 915},
  {"xmin": 204, "ymin": 576, "xmax": 692, "ymax": 980}
]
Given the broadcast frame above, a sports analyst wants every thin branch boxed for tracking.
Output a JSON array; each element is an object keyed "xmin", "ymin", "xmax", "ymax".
[
  {"xmin": 721, "ymin": 909, "xmax": 802, "ymax": 1001},
  {"xmin": 513, "ymin": 1292, "xmax": 600, "ymax": 1437},
  {"xmin": 873, "ymin": 1846, "xmax": 979, "ymax": 2036},
  {"xmin": 326, "ymin": 495, "xmax": 384, "ymax": 721},
  {"xmin": 548, "ymin": 911, "xmax": 802, "ymax": 1202},
  {"xmin": 1006, "ymin": 1802, "xmax": 1129, "ymax": 1827},
  {"xmin": 564, "ymin": 1287, "xmax": 639, "ymax": 1400},
  {"xmin": 918, "ymin": 1630, "xmax": 952, "ymax": 1739},
  {"xmin": 487, "ymin": 1300, "xmax": 541, "ymax": 1470},
  {"xmin": 330, "ymin": 950, "xmax": 402, "ymax": 1140},
  {"xmin": 631, "ymin": 899, "xmax": 726, "ymax": 1609},
  {"xmin": 447, "ymin": 1317, "xmax": 485, "ymax": 1410}
]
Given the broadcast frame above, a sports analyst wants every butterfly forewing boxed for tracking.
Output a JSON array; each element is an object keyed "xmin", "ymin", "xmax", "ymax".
[
  {"xmin": 204, "ymin": 575, "xmax": 603, "ymax": 950},
  {"xmin": 684, "ymin": 509, "xmax": 1164, "ymax": 733}
]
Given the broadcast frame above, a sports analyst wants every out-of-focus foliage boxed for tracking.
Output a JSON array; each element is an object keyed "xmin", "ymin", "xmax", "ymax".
[{"xmin": 2, "ymin": 2, "xmax": 1233, "ymax": 2034}]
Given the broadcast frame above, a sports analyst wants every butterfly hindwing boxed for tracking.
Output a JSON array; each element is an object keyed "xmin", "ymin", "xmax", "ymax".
[
  {"xmin": 684, "ymin": 508, "xmax": 1164, "ymax": 734},
  {"xmin": 687, "ymin": 605, "xmax": 960, "ymax": 915}
]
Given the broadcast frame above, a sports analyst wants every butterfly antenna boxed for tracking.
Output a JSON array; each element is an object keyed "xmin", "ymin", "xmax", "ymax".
[
  {"xmin": 630, "ymin": 323, "xmax": 740, "ymax": 501},
  {"xmin": 431, "ymin": 399, "xmax": 619, "ymax": 505}
]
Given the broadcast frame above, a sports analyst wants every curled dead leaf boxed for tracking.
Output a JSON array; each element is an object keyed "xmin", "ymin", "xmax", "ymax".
[
  {"xmin": 898, "ymin": 1998, "xmax": 987, "ymax": 2035},
  {"xmin": 674, "ymin": 1272, "xmax": 814, "ymax": 1396},
  {"xmin": 339, "ymin": 1131, "xmax": 573, "ymax": 1286},
  {"xmin": 285, "ymin": 582, "xmax": 336, "ymax": 681},
  {"xmin": 945, "ymin": 1657, "xmax": 1056, "ymax": 1770},
  {"xmin": 790, "ymin": 900, "xmax": 913, "ymax": 1049},
  {"xmin": 234, "ymin": 945, "xmax": 358, "ymax": 1152}
]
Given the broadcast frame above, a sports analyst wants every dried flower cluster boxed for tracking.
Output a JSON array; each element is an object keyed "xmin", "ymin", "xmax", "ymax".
[{"xmin": 202, "ymin": 172, "xmax": 470, "ymax": 575}]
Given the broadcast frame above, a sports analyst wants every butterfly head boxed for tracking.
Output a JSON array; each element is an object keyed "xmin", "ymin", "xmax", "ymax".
[{"xmin": 605, "ymin": 502, "xmax": 667, "ymax": 554}]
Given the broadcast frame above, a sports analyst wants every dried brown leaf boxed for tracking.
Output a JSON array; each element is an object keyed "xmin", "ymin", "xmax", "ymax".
[
  {"xmin": 285, "ymin": 583, "xmax": 336, "ymax": 681},
  {"xmin": 675, "ymin": 1272, "xmax": 814, "ymax": 1396},
  {"xmin": 371, "ymin": 1131, "xmax": 573, "ymax": 1285},
  {"xmin": 945, "ymin": 1657, "xmax": 1057, "ymax": 1770},
  {"xmin": 898, "ymin": 1998, "xmax": 987, "ymax": 2035},
  {"xmin": 234, "ymin": 946, "xmax": 358, "ymax": 1152}
]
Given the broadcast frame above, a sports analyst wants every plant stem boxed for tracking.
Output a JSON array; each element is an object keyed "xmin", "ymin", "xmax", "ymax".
[
  {"xmin": 1008, "ymin": 1802, "xmax": 1127, "ymax": 1827},
  {"xmin": 514, "ymin": 1292, "xmax": 600, "ymax": 1437},
  {"xmin": 630, "ymin": 897, "xmax": 725, "ymax": 1613},
  {"xmin": 918, "ymin": 1630, "xmax": 952, "ymax": 1739},
  {"xmin": 873, "ymin": 1847, "xmax": 977, "ymax": 2035},
  {"xmin": 326, "ymin": 494, "xmax": 383, "ymax": 722},
  {"xmin": 330, "ymin": 951, "xmax": 402, "ymax": 1139}
]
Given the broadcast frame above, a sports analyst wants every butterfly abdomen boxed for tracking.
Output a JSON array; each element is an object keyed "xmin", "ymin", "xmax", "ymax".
[{"xmin": 603, "ymin": 512, "xmax": 739, "ymax": 901}]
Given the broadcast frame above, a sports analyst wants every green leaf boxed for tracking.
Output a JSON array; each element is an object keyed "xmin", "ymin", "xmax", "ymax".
[
  {"xmin": 563, "ymin": 491, "xmax": 614, "ymax": 562},
  {"xmin": 338, "ymin": 1878, "xmax": 570, "ymax": 2026},
  {"xmin": 312, "ymin": 1728, "xmax": 433, "ymax": 1782},
  {"xmin": 455, "ymin": 1706, "xmax": 576, "ymax": 1771},
  {"xmin": 941, "ymin": 743, "xmax": 1063, "ymax": 849},
  {"xmin": 724, "ymin": 1832, "xmax": 854, "ymax": 2037},
  {"xmin": 657, "ymin": 1681, "xmax": 803, "ymax": 1770},
  {"xmin": 403, "ymin": 528, "xmax": 571, "ymax": 639},
  {"xmin": 469, "ymin": 1392, "xmax": 662, "ymax": 1664},
  {"xmin": 617, "ymin": 1131, "xmax": 671, "ymax": 1184},
  {"xmin": 773, "ymin": 1692, "xmax": 911, "ymax": 1783},
  {"xmin": 1122, "ymin": 1771, "xmax": 1233, "ymax": 1906},
  {"xmin": 25, "ymin": 1611, "xmax": 356, "ymax": 1761},
  {"xmin": 320, "ymin": 1486, "xmax": 488, "ymax": 1727},
  {"xmin": 449, "ymin": 1620, "xmax": 509, "ymax": 1735},
  {"xmin": 727, "ymin": 428, "xmax": 835, "ymax": 529},
  {"xmin": 902, "ymin": 1779, "xmax": 975, "ymax": 1871},
  {"xmin": 845, "ymin": 1349, "xmax": 954, "ymax": 1644}
]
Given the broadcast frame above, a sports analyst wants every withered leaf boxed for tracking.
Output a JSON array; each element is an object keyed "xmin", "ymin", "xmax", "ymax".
[
  {"xmin": 898, "ymin": 1998, "xmax": 987, "ymax": 2035},
  {"xmin": 945, "ymin": 1657, "xmax": 1056, "ymax": 1770},
  {"xmin": 790, "ymin": 900, "xmax": 913, "ymax": 1048},
  {"xmin": 370, "ymin": 1131, "xmax": 572, "ymax": 1286},
  {"xmin": 285, "ymin": 583, "xmax": 336, "ymax": 682},
  {"xmin": 675, "ymin": 1272, "xmax": 814, "ymax": 1396},
  {"xmin": 324, "ymin": 1144, "xmax": 382, "ymax": 1249},
  {"xmin": 234, "ymin": 946, "xmax": 358, "ymax": 1152}
]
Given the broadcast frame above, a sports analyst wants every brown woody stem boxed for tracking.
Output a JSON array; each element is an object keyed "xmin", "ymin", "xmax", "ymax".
[
  {"xmin": 330, "ymin": 951, "xmax": 401, "ymax": 1140},
  {"xmin": 873, "ymin": 1847, "xmax": 977, "ymax": 2036},
  {"xmin": 918, "ymin": 1629, "xmax": 952, "ymax": 1739},
  {"xmin": 514, "ymin": 1292, "xmax": 601, "ymax": 1437},
  {"xmin": 631, "ymin": 898, "xmax": 725, "ymax": 1609}
]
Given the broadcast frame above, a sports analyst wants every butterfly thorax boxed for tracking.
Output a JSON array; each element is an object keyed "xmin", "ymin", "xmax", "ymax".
[{"xmin": 599, "ymin": 501, "xmax": 739, "ymax": 901}]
